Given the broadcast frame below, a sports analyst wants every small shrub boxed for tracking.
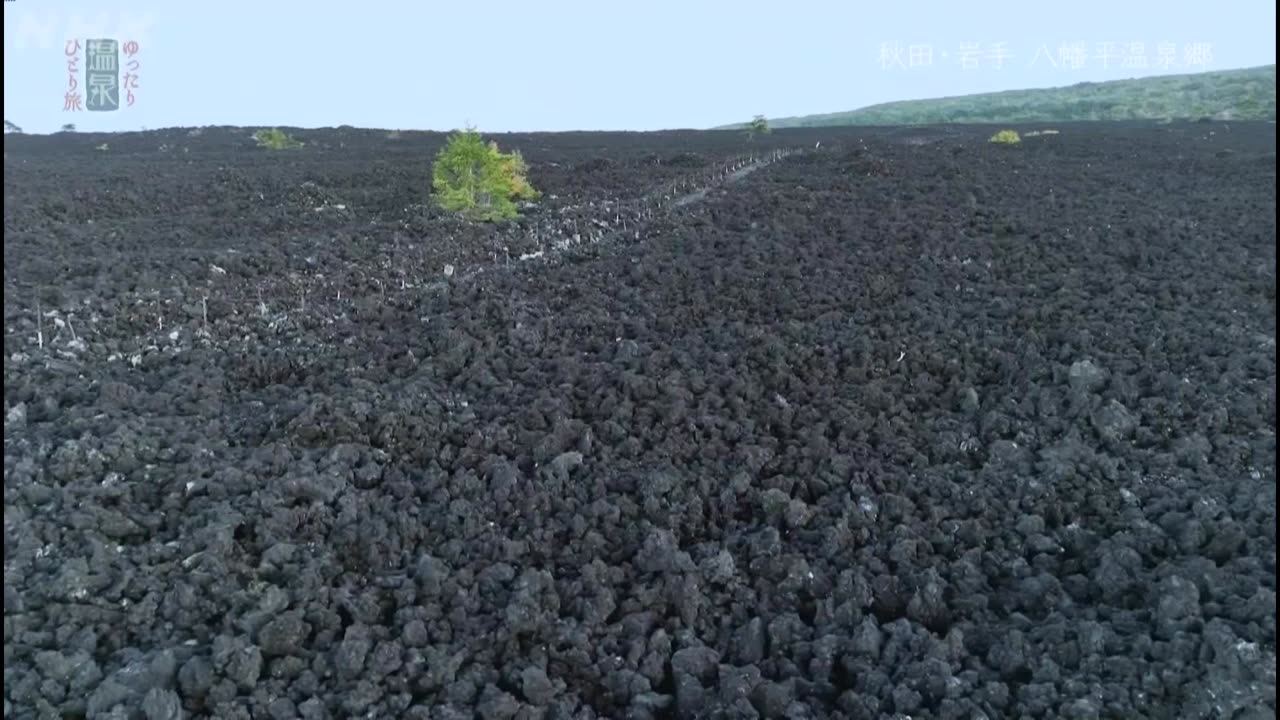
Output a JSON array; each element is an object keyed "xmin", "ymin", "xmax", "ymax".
[
  {"xmin": 747, "ymin": 115, "xmax": 771, "ymax": 140},
  {"xmin": 253, "ymin": 128, "xmax": 304, "ymax": 150},
  {"xmin": 60, "ymin": 123, "xmax": 76, "ymax": 133},
  {"xmin": 432, "ymin": 128, "xmax": 539, "ymax": 222},
  {"xmin": 989, "ymin": 129, "xmax": 1021, "ymax": 144},
  {"xmin": 494, "ymin": 144, "xmax": 540, "ymax": 202}
]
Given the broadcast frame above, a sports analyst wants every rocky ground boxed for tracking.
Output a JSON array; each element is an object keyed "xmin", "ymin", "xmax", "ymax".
[{"xmin": 3, "ymin": 121, "xmax": 1276, "ymax": 719}]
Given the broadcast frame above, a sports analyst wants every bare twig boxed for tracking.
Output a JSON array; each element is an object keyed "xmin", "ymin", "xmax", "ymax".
[{"xmin": 35, "ymin": 296, "xmax": 44, "ymax": 349}]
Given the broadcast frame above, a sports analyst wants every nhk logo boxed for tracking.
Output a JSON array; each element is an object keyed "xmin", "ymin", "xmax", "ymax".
[{"xmin": 6, "ymin": 10, "xmax": 156, "ymax": 52}]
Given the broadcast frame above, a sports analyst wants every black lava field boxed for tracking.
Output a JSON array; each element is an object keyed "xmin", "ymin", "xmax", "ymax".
[{"xmin": 3, "ymin": 122, "xmax": 1276, "ymax": 719}]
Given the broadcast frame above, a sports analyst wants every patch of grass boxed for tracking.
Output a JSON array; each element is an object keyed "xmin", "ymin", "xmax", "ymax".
[
  {"xmin": 253, "ymin": 128, "xmax": 304, "ymax": 150},
  {"xmin": 989, "ymin": 129, "xmax": 1022, "ymax": 144}
]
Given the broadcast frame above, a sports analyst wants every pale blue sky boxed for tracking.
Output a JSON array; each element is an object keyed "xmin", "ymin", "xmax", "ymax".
[{"xmin": 3, "ymin": 0, "xmax": 1275, "ymax": 134}]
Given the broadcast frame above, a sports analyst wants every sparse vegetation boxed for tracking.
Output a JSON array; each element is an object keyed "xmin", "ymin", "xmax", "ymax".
[
  {"xmin": 747, "ymin": 115, "xmax": 770, "ymax": 141},
  {"xmin": 432, "ymin": 128, "xmax": 539, "ymax": 222},
  {"xmin": 722, "ymin": 64, "xmax": 1277, "ymax": 129},
  {"xmin": 989, "ymin": 129, "xmax": 1022, "ymax": 144},
  {"xmin": 253, "ymin": 128, "xmax": 304, "ymax": 150}
]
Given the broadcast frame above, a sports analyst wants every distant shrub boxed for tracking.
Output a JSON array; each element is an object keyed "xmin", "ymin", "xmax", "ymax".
[
  {"xmin": 432, "ymin": 128, "xmax": 539, "ymax": 222},
  {"xmin": 60, "ymin": 123, "xmax": 76, "ymax": 133},
  {"xmin": 747, "ymin": 115, "xmax": 771, "ymax": 140},
  {"xmin": 253, "ymin": 128, "xmax": 304, "ymax": 150},
  {"xmin": 3, "ymin": 120, "xmax": 21, "ymax": 133},
  {"xmin": 989, "ymin": 129, "xmax": 1022, "ymax": 144}
]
